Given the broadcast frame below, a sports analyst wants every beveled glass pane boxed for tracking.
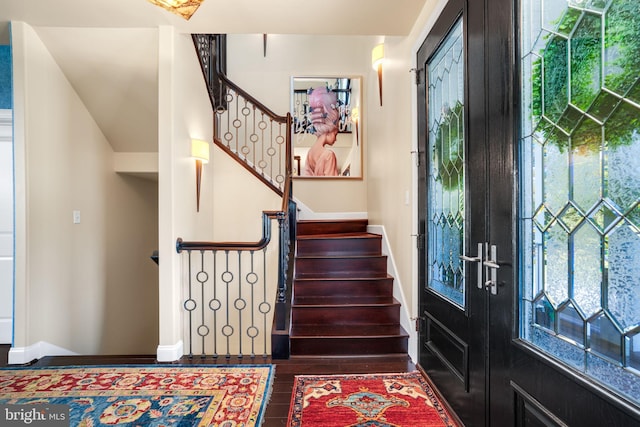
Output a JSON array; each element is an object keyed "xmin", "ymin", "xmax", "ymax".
[
  {"xmin": 543, "ymin": 142, "xmax": 569, "ymax": 214},
  {"xmin": 588, "ymin": 90, "xmax": 620, "ymax": 122},
  {"xmin": 629, "ymin": 331, "xmax": 640, "ymax": 371},
  {"xmin": 588, "ymin": 201, "xmax": 621, "ymax": 234},
  {"xmin": 532, "ymin": 227, "xmax": 544, "ymax": 297},
  {"xmin": 542, "ymin": 35, "xmax": 569, "ymax": 122},
  {"xmin": 606, "ymin": 132, "xmax": 640, "ymax": 212},
  {"xmin": 531, "ymin": 135, "xmax": 544, "ymax": 208},
  {"xmin": 606, "ymin": 102, "xmax": 640, "ymax": 152},
  {"xmin": 606, "ymin": 220, "xmax": 640, "ymax": 330},
  {"xmin": 544, "ymin": 222, "xmax": 569, "ymax": 307},
  {"xmin": 557, "ymin": 106, "xmax": 584, "ymax": 134},
  {"xmin": 542, "ymin": 0, "xmax": 569, "ymax": 32},
  {"xmin": 604, "ymin": 1, "xmax": 640, "ymax": 96},
  {"xmin": 573, "ymin": 223, "xmax": 602, "ymax": 317},
  {"xmin": 521, "ymin": 0, "xmax": 541, "ymax": 55},
  {"xmin": 558, "ymin": 203, "xmax": 583, "ymax": 232},
  {"xmin": 570, "ymin": 12, "xmax": 602, "ymax": 111},
  {"xmin": 558, "ymin": 302, "xmax": 585, "ymax": 346},
  {"xmin": 627, "ymin": 78, "xmax": 640, "ymax": 105},
  {"xmin": 571, "ymin": 119, "xmax": 602, "ymax": 212},
  {"xmin": 628, "ymin": 203, "xmax": 640, "ymax": 230},
  {"xmin": 556, "ymin": 7, "xmax": 581, "ymax": 36},
  {"xmin": 427, "ymin": 17, "xmax": 465, "ymax": 307},
  {"xmin": 589, "ymin": 313, "xmax": 622, "ymax": 362},
  {"xmin": 535, "ymin": 296, "xmax": 555, "ymax": 331},
  {"xmin": 534, "ymin": 205, "xmax": 555, "ymax": 231}
]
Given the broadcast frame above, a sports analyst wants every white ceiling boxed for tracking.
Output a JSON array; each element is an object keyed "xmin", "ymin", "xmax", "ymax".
[{"xmin": 0, "ymin": 0, "xmax": 428, "ymax": 152}]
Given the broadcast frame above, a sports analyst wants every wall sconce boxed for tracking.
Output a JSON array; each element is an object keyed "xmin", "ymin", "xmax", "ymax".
[
  {"xmin": 351, "ymin": 106, "xmax": 360, "ymax": 146},
  {"xmin": 372, "ymin": 44, "xmax": 385, "ymax": 106},
  {"xmin": 263, "ymin": 34, "xmax": 268, "ymax": 57},
  {"xmin": 191, "ymin": 139, "xmax": 209, "ymax": 212},
  {"xmin": 147, "ymin": 0, "xmax": 205, "ymax": 20}
]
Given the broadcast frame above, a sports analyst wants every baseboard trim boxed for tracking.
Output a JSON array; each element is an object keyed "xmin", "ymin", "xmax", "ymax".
[
  {"xmin": 8, "ymin": 341, "xmax": 77, "ymax": 365},
  {"xmin": 367, "ymin": 224, "xmax": 418, "ymax": 364},
  {"xmin": 156, "ymin": 340, "xmax": 183, "ymax": 362},
  {"xmin": 0, "ymin": 318, "xmax": 12, "ymax": 344}
]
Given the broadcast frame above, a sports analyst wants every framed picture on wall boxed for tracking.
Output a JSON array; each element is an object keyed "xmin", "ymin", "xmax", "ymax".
[{"xmin": 291, "ymin": 76, "xmax": 362, "ymax": 178}]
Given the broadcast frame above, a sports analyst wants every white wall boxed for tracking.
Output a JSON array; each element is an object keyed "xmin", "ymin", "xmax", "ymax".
[
  {"xmin": 0, "ymin": 109, "xmax": 12, "ymax": 344},
  {"xmin": 10, "ymin": 22, "xmax": 159, "ymax": 362}
]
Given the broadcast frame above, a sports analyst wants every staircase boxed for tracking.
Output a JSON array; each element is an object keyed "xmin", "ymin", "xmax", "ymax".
[{"xmin": 290, "ymin": 219, "xmax": 409, "ymax": 357}]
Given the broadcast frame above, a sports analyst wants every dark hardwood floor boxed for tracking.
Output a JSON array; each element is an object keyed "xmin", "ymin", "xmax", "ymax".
[{"xmin": 0, "ymin": 345, "xmax": 418, "ymax": 426}]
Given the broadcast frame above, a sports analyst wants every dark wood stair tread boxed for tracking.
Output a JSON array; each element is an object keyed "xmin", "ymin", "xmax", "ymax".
[
  {"xmin": 290, "ymin": 324, "xmax": 409, "ymax": 338},
  {"xmin": 294, "ymin": 274, "xmax": 394, "ymax": 282},
  {"xmin": 295, "ymin": 254, "xmax": 385, "ymax": 260},
  {"xmin": 297, "ymin": 219, "xmax": 368, "ymax": 236},
  {"xmin": 297, "ymin": 232, "xmax": 380, "ymax": 240},
  {"xmin": 294, "ymin": 255, "xmax": 388, "ymax": 278},
  {"xmin": 292, "ymin": 276, "xmax": 394, "ymax": 298},
  {"xmin": 292, "ymin": 296, "xmax": 398, "ymax": 306}
]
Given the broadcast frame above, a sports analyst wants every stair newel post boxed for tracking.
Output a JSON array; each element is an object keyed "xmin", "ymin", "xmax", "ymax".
[{"xmin": 275, "ymin": 210, "xmax": 287, "ymax": 331}]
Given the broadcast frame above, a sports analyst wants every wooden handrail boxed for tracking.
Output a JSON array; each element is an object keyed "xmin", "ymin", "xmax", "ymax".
[{"xmin": 176, "ymin": 211, "xmax": 280, "ymax": 253}]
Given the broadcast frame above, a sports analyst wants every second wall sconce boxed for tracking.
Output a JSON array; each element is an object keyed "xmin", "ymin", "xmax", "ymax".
[
  {"xmin": 191, "ymin": 139, "xmax": 210, "ymax": 212},
  {"xmin": 372, "ymin": 44, "xmax": 385, "ymax": 106}
]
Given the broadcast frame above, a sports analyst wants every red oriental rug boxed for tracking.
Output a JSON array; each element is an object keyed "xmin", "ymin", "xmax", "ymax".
[
  {"xmin": 287, "ymin": 371, "xmax": 458, "ymax": 427},
  {"xmin": 0, "ymin": 364, "xmax": 274, "ymax": 426}
]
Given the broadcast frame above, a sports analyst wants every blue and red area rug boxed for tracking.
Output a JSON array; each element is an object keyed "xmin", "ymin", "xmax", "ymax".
[
  {"xmin": 288, "ymin": 371, "xmax": 458, "ymax": 427},
  {"xmin": 0, "ymin": 364, "xmax": 274, "ymax": 426}
]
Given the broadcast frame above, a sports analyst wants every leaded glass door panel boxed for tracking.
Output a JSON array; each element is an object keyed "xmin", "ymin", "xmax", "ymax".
[
  {"xmin": 427, "ymin": 15, "xmax": 465, "ymax": 308},
  {"xmin": 511, "ymin": 0, "xmax": 640, "ymax": 424}
]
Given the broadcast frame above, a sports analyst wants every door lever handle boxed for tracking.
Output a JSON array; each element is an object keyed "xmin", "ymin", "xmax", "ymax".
[
  {"xmin": 483, "ymin": 260, "xmax": 500, "ymax": 269},
  {"xmin": 459, "ymin": 243, "xmax": 484, "ymax": 289}
]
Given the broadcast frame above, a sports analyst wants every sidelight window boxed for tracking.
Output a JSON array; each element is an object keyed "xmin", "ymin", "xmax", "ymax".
[{"xmin": 520, "ymin": 0, "xmax": 640, "ymax": 404}]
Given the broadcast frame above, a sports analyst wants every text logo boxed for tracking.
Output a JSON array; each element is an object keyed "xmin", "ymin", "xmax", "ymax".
[{"xmin": 0, "ymin": 404, "xmax": 69, "ymax": 426}]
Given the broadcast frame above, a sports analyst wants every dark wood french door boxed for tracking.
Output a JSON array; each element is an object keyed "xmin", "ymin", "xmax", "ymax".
[
  {"xmin": 416, "ymin": 0, "xmax": 513, "ymax": 425},
  {"xmin": 418, "ymin": 0, "xmax": 640, "ymax": 426}
]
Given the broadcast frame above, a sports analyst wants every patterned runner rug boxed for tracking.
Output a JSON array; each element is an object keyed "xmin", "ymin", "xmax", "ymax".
[
  {"xmin": 0, "ymin": 364, "xmax": 274, "ymax": 426},
  {"xmin": 287, "ymin": 371, "xmax": 458, "ymax": 427}
]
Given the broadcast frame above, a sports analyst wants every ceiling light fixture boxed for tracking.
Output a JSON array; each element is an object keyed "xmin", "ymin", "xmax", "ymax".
[{"xmin": 147, "ymin": 0, "xmax": 205, "ymax": 20}]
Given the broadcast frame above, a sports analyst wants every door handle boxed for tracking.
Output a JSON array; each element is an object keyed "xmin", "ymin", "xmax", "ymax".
[
  {"xmin": 483, "ymin": 244, "xmax": 499, "ymax": 295},
  {"xmin": 459, "ymin": 243, "xmax": 483, "ymax": 290}
]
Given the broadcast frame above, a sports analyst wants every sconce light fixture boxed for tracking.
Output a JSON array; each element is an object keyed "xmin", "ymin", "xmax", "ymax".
[
  {"xmin": 147, "ymin": 0, "xmax": 205, "ymax": 20},
  {"xmin": 263, "ymin": 34, "xmax": 268, "ymax": 57},
  {"xmin": 372, "ymin": 44, "xmax": 385, "ymax": 106},
  {"xmin": 351, "ymin": 106, "xmax": 360, "ymax": 146},
  {"xmin": 191, "ymin": 139, "xmax": 210, "ymax": 212}
]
